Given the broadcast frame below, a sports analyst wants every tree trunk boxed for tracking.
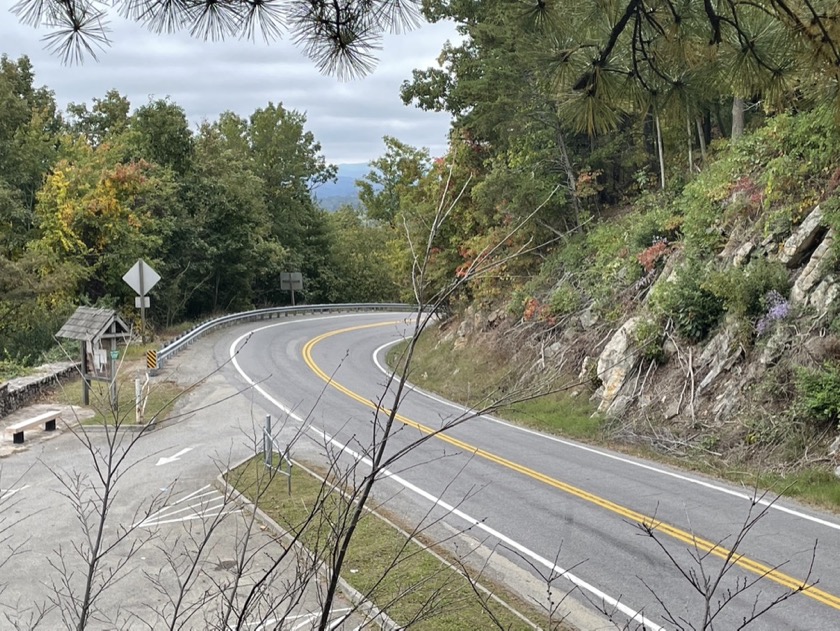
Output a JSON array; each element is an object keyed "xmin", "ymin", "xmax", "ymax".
[
  {"xmin": 655, "ymin": 113, "xmax": 666, "ymax": 189},
  {"xmin": 695, "ymin": 117, "xmax": 707, "ymax": 161},
  {"xmin": 686, "ymin": 109, "xmax": 693, "ymax": 172},
  {"xmin": 555, "ymin": 121, "xmax": 582, "ymax": 227},
  {"xmin": 731, "ymin": 97, "xmax": 745, "ymax": 140}
]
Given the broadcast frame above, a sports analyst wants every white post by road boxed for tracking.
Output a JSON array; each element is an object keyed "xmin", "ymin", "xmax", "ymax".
[{"xmin": 139, "ymin": 260, "xmax": 146, "ymax": 342}]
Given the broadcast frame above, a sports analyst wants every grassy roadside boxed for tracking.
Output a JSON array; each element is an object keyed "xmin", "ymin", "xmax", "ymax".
[
  {"xmin": 389, "ymin": 331, "xmax": 603, "ymax": 441},
  {"xmin": 229, "ymin": 457, "xmax": 571, "ymax": 631},
  {"xmin": 57, "ymin": 344, "xmax": 182, "ymax": 425},
  {"xmin": 389, "ymin": 330, "xmax": 840, "ymax": 512}
]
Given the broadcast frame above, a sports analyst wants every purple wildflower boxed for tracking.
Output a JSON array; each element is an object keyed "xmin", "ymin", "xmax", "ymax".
[{"xmin": 757, "ymin": 290, "xmax": 790, "ymax": 336}]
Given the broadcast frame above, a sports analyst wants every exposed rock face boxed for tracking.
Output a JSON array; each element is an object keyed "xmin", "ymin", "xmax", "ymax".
[
  {"xmin": 697, "ymin": 319, "xmax": 742, "ymax": 392},
  {"xmin": 759, "ymin": 327, "xmax": 791, "ymax": 366},
  {"xmin": 546, "ymin": 341, "xmax": 563, "ymax": 359},
  {"xmin": 485, "ymin": 309, "xmax": 505, "ymax": 329},
  {"xmin": 439, "ymin": 201, "xmax": 840, "ymax": 461},
  {"xmin": 732, "ymin": 241, "xmax": 755, "ymax": 267},
  {"xmin": 719, "ymin": 224, "xmax": 755, "ymax": 266},
  {"xmin": 779, "ymin": 205, "xmax": 826, "ymax": 267},
  {"xmin": 596, "ymin": 317, "xmax": 643, "ymax": 415},
  {"xmin": 791, "ymin": 229, "xmax": 835, "ymax": 304},
  {"xmin": 810, "ymin": 277, "xmax": 839, "ymax": 317},
  {"xmin": 453, "ymin": 306, "xmax": 484, "ymax": 349},
  {"xmin": 579, "ymin": 308, "xmax": 599, "ymax": 328}
]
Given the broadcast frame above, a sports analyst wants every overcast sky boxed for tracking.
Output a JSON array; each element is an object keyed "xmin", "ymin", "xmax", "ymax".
[{"xmin": 0, "ymin": 1, "xmax": 456, "ymax": 164}]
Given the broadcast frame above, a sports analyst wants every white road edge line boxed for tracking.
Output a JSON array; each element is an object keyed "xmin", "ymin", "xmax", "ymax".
[
  {"xmin": 372, "ymin": 340, "xmax": 840, "ymax": 532},
  {"xmin": 229, "ymin": 317, "xmax": 665, "ymax": 631}
]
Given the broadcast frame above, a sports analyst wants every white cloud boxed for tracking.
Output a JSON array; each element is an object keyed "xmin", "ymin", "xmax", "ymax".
[{"xmin": 0, "ymin": 2, "xmax": 456, "ymax": 164}]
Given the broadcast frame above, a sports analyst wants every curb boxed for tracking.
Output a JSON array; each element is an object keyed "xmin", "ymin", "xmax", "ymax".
[
  {"xmin": 288, "ymin": 460, "xmax": 541, "ymax": 631},
  {"xmin": 216, "ymin": 454, "xmax": 400, "ymax": 631},
  {"xmin": 218, "ymin": 454, "xmax": 543, "ymax": 631}
]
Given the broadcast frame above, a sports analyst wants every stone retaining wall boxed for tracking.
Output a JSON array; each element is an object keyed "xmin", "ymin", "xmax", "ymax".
[{"xmin": 0, "ymin": 362, "xmax": 80, "ymax": 418}]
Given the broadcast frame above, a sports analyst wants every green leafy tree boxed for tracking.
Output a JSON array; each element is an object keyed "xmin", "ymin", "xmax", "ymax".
[
  {"xmin": 33, "ymin": 138, "xmax": 177, "ymax": 303},
  {"xmin": 214, "ymin": 104, "xmax": 338, "ymax": 303},
  {"xmin": 402, "ymin": 0, "xmax": 592, "ymax": 231},
  {"xmin": 0, "ymin": 249, "xmax": 84, "ymax": 363},
  {"xmin": 129, "ymin": 98, "xmax": 195, "ymax": 175},
  {"xmin": 325, "ymin": 206, "xmax": 402, "ymax": 302},
  {"xmin": 0, "ymin": 55, "xmax": 62, "ymax": 245},
  {"xmin": 0, "ymin": 182, "xmax": 30, "ymax": 257},
  {"xmin": 178, "ymin": 124, "xmax": 285, "ymax": 314},
  {"xmin": 357, "ymin": 136, "xmax": 431, "ymax": 227},
  {"xmin": 0, "ymin": 56, "xmax": 81, "ymax": 360},
  {"xmin": 66, "ymin": 89, "xmax": 130, "ymax": 146}
]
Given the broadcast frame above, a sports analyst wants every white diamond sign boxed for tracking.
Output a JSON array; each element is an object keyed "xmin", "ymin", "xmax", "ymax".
[{"xmin": 123, "ymin": 259, "xmax": 161, "ymax": 296}]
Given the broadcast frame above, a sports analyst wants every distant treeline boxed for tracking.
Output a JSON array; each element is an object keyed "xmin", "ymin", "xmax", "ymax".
[{"xmin": 0, "ymin": 55, "xmax": 411, "ymax": 366}]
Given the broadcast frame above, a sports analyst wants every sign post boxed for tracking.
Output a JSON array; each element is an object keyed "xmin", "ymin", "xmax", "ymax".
[
  {"xmin": 280, "ymin": 272, "xmax": 303, "ymax": 306},
  {"xmin": 123, "ymin": 259, "xmax": 161, "ymax": 343}
]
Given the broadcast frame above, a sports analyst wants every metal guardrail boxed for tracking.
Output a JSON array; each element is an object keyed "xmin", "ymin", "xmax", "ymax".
[{"xmin": 156, "ymin": 303, "xmax": 416, "ymax": 370}]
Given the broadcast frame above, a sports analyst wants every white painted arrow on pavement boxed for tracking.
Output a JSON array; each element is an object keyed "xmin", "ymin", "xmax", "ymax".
[
  {"xmin": 0, "ymin": 485, "xmax": 30, "ymax": 500},
  {"xmin": 155, "ymin": 447, "xmax": 193, "ymax": 466}
]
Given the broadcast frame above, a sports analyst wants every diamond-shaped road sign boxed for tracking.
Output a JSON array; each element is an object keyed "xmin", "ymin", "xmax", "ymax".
[{"xmin": 123, "ymin": 259, "xmax": 161, "ymax": 296}]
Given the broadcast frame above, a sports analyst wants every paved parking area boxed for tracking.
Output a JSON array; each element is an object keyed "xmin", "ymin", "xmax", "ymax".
[{"xmin": 0, "ymin": 331, "xmax": 377, "ymax": 630}]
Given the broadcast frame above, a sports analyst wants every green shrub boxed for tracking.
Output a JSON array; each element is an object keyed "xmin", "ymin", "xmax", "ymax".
[
  {"xmin": 632, "ymin": 318, "xmax": 666, "ymax": 364},
  {"xmin": 626, "ymin": 194, "xmax": 679, "ymax": 249},
  {"xmin": 1, "ymin": 302, "xmax": 75, "ymax": 367},
  {"xmin": 795, "ymin": 361, "xmax": 840, "ymax": 427},
  {"xmin": 820, "ymin": 195, "xmax": 840, "ymax": 261},
  {"xmin": 541, "ymin": 234, "xmax": 590, "ymax": 277},
  {"xmin": 0, "ymin": 357, "xmax": 30, "ymax": 381},
  {"xmin": 508, "ymin": 290, "xmax": 528, "ymax": 319},
  {"xmin": 650, "ymin": 263, "xmax": 723, "ymax": 342},
  {"xmin": 547, "ymin": 282, "xmax": 580, "ymax": 316},
  {"xmin": 705, "ymin": 257, "xmax": 790, "ymax": 319}
]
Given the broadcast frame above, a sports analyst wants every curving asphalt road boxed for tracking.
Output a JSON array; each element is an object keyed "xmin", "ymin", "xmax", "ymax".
[
  {"xmin": 230, "ymin": 312, "xmax": 840, "ymax": 630},
  {"xmin": 3, "ymin": 311, "xmax": 840, "ymax": 630}
]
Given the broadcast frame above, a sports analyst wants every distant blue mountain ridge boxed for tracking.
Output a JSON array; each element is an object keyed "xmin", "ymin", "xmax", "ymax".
[{"xmin": 313, "ymin": 163, "xmax": 372, "ymax": 211}]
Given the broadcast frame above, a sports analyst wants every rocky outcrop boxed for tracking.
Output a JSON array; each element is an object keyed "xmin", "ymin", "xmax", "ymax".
[
  {"xmin": 595, "ymin": 317, "xmax": 643, "ymax": 415},
  {"xmin": 587, "ymin": 204, "xmax": 839, "ymax": 426},
  {"xmin": 439, "ymin": 197, "xmax": 840, "ymax": 467},
  {"xmin": 579, "ymin": 308, "xmax": 598, "ymax": 328},
  {"xmin": 791, "ymin": 229, "xmax": 835, "ymax": 304},
  {"xmin": 810, "ymin": 277, "xmax": 839, "ymax": 317},
  {"xmin": 779, "ymin": 205, "xmax": 827, "ymax": 267},
  {"xmin": 449, "ymin": 306, "xmax": 508, "ymax": 350},
  {"xmin": 732, "ymin": 241, "xmax": 755, "ymax": 267},
  {"xmin": 697, "ymin": 320, "xmax": 742, "ymax": 392}
]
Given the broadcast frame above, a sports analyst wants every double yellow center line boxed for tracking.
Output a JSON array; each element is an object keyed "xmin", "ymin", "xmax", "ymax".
[{"xmin": 302, "ymin": 321, "xmax": 840, "ymax": 611}]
